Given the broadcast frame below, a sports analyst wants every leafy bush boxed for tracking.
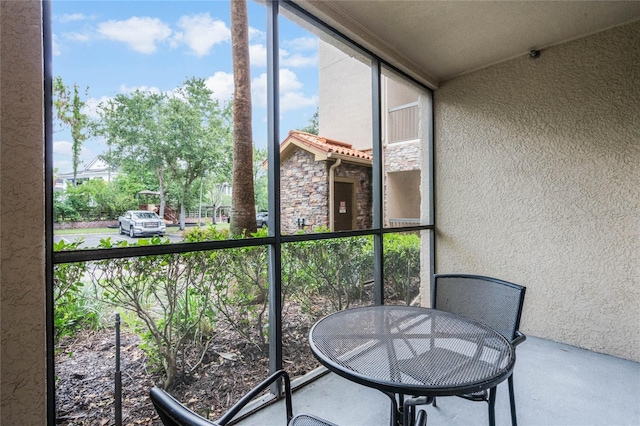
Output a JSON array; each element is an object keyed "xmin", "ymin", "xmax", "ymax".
[
  {"xmin": 186, "ymin": 225, "xmax": 270, "ymax": 346},
  {"xmin": 285, "ymin": 235, "xmax": 373, "ymax": 313},
  {"xmin": 53, "ymin": 192, "xmax": 81, "ymax": 222},
  {"xmin": 380, "ymin": 233, "xmax": 421, "ymax": 303},
  {"xmin": 90, "ymin": 236, "xmax": 225, "ymax": 389},
  {"xmin": 53, "ymin": 239, "xmax": 100, "ymax": 340},
  {"xmin": 182, "ymin": 223, "xmax": 229, "ymax": 241}
]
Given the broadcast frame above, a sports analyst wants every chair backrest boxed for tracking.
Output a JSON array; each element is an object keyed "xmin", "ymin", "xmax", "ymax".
[
  {"xmin": 150, "ymin": 387, "xmax": 216, "ymax": 426},
  {"xmin": 432, "ymin": 274, "xmax": 526, "ymax": 341},
  {"xmin": 151, "ymin": 370, "xmax": 294, "ymax": 426}
]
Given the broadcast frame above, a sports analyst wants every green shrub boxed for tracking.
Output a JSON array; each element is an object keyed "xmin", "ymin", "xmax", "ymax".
[
  {"xmin": 53, "ymin": 239, "xmax": 98, "ymax": 340},
  {"xmin": 90, "ymin": 237, "xmax": 225, "ymax": 389},
  {"xmin": 285, "ymin": 235, "xmax": 373, "ymax": 313},
  {"xmin": 380, "ymin": 233, "xmax": 421, "ymax": 303}
]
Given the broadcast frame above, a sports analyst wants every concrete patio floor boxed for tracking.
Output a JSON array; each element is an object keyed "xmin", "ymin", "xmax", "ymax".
[{"xmin": 236, "ymin": 336, "xmax": 639, "ymax": 426}]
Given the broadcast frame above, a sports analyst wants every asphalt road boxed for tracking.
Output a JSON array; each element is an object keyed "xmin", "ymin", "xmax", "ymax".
[{"xmin": 53, "ymin": 229, "xmax": 184, "ymax": 249}]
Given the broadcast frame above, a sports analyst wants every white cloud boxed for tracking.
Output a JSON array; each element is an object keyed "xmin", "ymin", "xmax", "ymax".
[
  {"xmin": 251, "ymin": 68, "xmax": 317, "ymax": 112},
  {"xmin": 249, "ymin": 27, "xmax": 265, "ymax": 43},
  {"xmin": 279, "ymin": 68, "xmax": 304, "ymax": 92},
  {"xmin": 205, "ymin": 72, "xmax": 235, "ymax": 102},
  {"xmin": 280, "ymin": 50, "xmax": 317, "ymax": 68},
  {"xmin": 63, "ymin": 31, "xmax": 92, "ymax": 42},
  {"xmin": 280, "ymin": 90, "xmax": 318, "ymax": 112},
  {"xmin": 174, "ymin": 13, "xmax": 230, "ymax": 57},
  {"xmin": 53, "ymin": 141, "xmax": 73, "ymax": 156},
  {"xmin": 250, "ymin": 44, "xmax": 267, "ymax": 67},
  {"xmin": 82, "ymin": 96, "xmax": 112, "ymax": 119},
  {"xmin": 53, "ymin": 141, "xmax": 96, "ymax": 173},
  {"xmin": 280, "ymin": 36, "xmax": 317, "ymax": 68},
  {"xmin": 57, "ymin": 13, "xmax": 91, "ymax": 24},
  {"xmin": 52, "ymin": 34, "xmax": 62, "ymax": 56},
  {"xmin": 118, "ymin": 84, "xmax": 162, "ymax": 95},
  {"xmin": 249, "ymin": 44, "xmax": 317, "ymax": 68},
  {"xmin": 283, "ymin": 36, "xmax": 317, "ymax": 51},
  {"xmin": 97, "ymin": 17, "xmax": 172, "ymax": 54},
  {"xmin": 79, "ymin": 146, "xmax": 97, "ymax": 166}
]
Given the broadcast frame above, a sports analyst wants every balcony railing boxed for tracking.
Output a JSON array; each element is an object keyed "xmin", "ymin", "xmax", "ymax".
[
  {"xmin": 388, "ymin": 218, "xmax": 420, "ymax": 227},
  {"xmin": 388, "ymin": 102, "xmax": 419, "ymax": 143}
]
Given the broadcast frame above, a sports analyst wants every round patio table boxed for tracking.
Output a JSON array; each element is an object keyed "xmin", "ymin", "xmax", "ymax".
[{"xmin": 309, "ymin": 305, "xmax": 515, "ymax": 425}]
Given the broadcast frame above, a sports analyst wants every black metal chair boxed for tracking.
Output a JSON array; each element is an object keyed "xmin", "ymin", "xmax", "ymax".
[
  {"xmin": 432, "ymin": 274, "xmax": 526, "ymax": 426},
  {"xmin": 150, "ymin": 370, "xmax": 336, "ymax": 426}
]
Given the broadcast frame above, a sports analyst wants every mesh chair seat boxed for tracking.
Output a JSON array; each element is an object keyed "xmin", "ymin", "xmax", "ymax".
[{"xmin": 291, "ymin": 413, "xmax": 339, "ymax": 426}]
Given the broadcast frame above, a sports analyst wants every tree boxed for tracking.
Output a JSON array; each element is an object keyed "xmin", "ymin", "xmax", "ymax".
[
  {"xmin": 95, "ymin": 79, "xmax": 233, "ymax": 230},
  {"xmin": 253, "ymin": 146, "xmax": 268, "ymax": 212},
  {"xmin": 230, "ymin": 0, "xmax": 257, "ymax": 236},
  {"xmin": 161, "ymin": 78, "xmax": 233, "ymax": 230},
  {"xmin": 299, "ymin": 108, "xmax": 319, "ymax": 135},
  {"xmin": 95, "ymin": 91, "xmax": 169, "ymax": 217},
  {"xmin": 53, "ymin": 77, "xmax": 89, "ymax": 185}
]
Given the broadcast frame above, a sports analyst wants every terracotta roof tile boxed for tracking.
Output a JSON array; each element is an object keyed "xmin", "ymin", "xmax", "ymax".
[{"xmin": 287, "ymin": 130, "xmax": 373, "ymax": 161}]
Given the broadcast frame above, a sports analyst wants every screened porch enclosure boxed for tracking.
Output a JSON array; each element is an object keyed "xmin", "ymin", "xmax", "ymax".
[{"xmin": 0, "ymin": 1, "xmax": 638, "ymax": 425}]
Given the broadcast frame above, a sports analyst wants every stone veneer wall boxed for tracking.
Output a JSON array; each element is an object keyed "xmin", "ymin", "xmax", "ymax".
[
  {"xmin": 334, "ymin": 163, "xmax": 373, "ymax": 230},
  {"xmin": 384, "ymin": 140, "xmax": 420, "ymax": 173},
  {"xmin": 280, "ymin": 148, "xmax": 373, "ymax": 233},
  {"xmin": 384, "ymin": 140, "xmax": 421, "ymax": 225},
  {"xmin": 281, "ymin": 149, "xmax": 329, "ymax": 234}
]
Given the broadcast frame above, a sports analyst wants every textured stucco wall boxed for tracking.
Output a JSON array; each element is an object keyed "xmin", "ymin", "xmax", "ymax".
[
  {"xmin": 434, "ymin": 22, "xmax": 639, "ymax": 361},
  {"xmin": 0, "ymin": 0, "xmax": 47, "ymax": 423},
  {"xmin": 318, "ymin": 40, "xmax": 372, "ymax": 150}
]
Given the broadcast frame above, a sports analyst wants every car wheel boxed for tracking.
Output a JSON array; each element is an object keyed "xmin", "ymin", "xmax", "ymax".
[
  {"xmin": 119, "ymin": 224, "xmax": 124, "ymax": 235},
  {"xmin": 129, "ymin": 226, "xmax": 135, "ymax": 238}
]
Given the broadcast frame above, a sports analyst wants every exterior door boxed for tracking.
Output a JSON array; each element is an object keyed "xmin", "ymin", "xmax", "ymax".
[{"xmin": 333, "ymin": 182, "xmax": 354, "ymax": 231}]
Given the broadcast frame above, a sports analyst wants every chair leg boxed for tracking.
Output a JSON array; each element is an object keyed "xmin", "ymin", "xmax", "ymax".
[
  {"xmin": 381, "ymin": 391, "xmax": 399, "ymax": 426},
  {"xmin": 488, "ymin": 387, "xmax": 497, "ymax": 426},
  {"xmin": 508, "ymin": 375, "xmax": 518, "ymax": 426}
]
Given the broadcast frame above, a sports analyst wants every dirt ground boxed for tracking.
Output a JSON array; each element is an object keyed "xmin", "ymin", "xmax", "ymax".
[{"xmin": 55, "ymin": 306, "xmax": 319, "ymax": 425}]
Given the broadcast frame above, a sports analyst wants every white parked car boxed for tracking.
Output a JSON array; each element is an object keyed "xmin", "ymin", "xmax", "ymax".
[{"xmin": 118, "ymin": 210, "xmax": 166, "ymax": 238}]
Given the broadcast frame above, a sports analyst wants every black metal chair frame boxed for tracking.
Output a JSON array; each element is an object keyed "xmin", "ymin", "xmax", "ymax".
[
  {"xmin": 150, "ymin": 369, "xmax": 335, "ymax": 426},
  {"xmin": 432, "ymin": 274, "xmax": 526, "ymax": 426}
]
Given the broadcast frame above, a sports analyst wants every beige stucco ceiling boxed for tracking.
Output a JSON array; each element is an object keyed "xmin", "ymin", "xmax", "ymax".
[{"xmin": 292, "ymin": 1, "xmax": 640, "ymax": 88}]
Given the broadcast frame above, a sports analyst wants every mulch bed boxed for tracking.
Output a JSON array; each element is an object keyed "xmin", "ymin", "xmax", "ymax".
[{"xmin": 55, "ymin": 305, "xmax": 320, "ymax": 425}]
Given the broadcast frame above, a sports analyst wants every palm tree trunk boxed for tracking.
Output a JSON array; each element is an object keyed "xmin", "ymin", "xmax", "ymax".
[{"xmin": 230, "ymin": 0, "xmax": 257, "ymax": 237}]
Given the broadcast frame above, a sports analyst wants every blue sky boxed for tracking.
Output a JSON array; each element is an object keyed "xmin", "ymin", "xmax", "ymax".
[{"xmin": 52, "ymin": 0, "xmax": 319, "ymax": 174}]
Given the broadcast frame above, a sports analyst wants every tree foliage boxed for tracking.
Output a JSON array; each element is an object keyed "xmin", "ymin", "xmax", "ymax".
[
  {"xmin": 299, "ymin": 109, "xmax": 319, "ymax": 135},
  {"xmin": 94, "ymin": 78, "xmax": 233, "ymax": 229},
  {"xmin": 163, "ymin": 79, "xmax": 233, "ymax": 229},
  {"xmin": 53, "ymin": 77, "xmax": 89, "ymax": 184},
  {"xmin": 253, "ymin": 147, "xmax": 268, "ymax": 212}
]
